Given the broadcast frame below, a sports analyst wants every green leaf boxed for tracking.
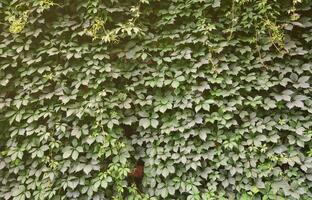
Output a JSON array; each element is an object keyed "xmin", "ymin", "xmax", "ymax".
[
  {"xmin": 212, "ymin": 0, "xmax": 221, "ymax": 8},
  {"xmin": 199, "ymin": 131, "xmax": 207, "ymax": 141},
  {"xmin": 151, "ymin": 119, "xmax": 159, "ymax": 128},
  {"xmin": 72, "ymin": 150, "xmax": 79, "ymax": 160},
  {"xmin": 251, "ymin": 186, "xmax": 259, "ymax": 194},
  {"xmin": 172, "ymin": 80, "xmax": 180, "ymax": 88},
  {"xmin": 139, "ymin": 118, "xmax": 150, "ymax": 129},
  {"xmin": 63, "ymin": 149, "xmax": 73, "ymax": 159},
  {"xmin": 84, "ymin": 165, "xmax": 92, "ymax": 175},
  {"xmin": 141, "ymin": 53, "xmax": 147, "ymax": 60}
]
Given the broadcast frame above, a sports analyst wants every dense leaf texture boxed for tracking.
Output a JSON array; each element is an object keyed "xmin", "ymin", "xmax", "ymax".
[{"xmin": 1, "ymin": 0, "xmax": 312, "ymax": 199}]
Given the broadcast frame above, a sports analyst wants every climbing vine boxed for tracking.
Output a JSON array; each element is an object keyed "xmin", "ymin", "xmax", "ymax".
[{"xmin": 1, "ymin": 0, "xmax": 312, "ymax": 199}]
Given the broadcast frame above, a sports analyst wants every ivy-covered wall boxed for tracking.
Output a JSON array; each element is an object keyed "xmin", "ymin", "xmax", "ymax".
[{"xmin": 1, "ymin": 0, "xmax": 312, "ymax": 199}]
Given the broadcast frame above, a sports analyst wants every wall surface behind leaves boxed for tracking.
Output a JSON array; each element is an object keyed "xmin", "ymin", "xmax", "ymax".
[{"xmin": 1, "ymin": 0, "xmax": 312, "ymax": 199}]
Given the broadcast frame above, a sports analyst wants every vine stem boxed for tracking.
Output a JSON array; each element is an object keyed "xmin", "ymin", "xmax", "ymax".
[
  {"xmin": 227, "ymin": 0, "xmax": 236, "ymax": 41},
  {"xmin": 255, "ymin": 29, "xmax": 267, "ymax": 68}
]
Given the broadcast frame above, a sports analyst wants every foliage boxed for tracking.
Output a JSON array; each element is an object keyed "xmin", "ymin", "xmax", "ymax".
[{"xmin": 1, "ymin": 0, "xmax": 312, "ymax": 199}]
